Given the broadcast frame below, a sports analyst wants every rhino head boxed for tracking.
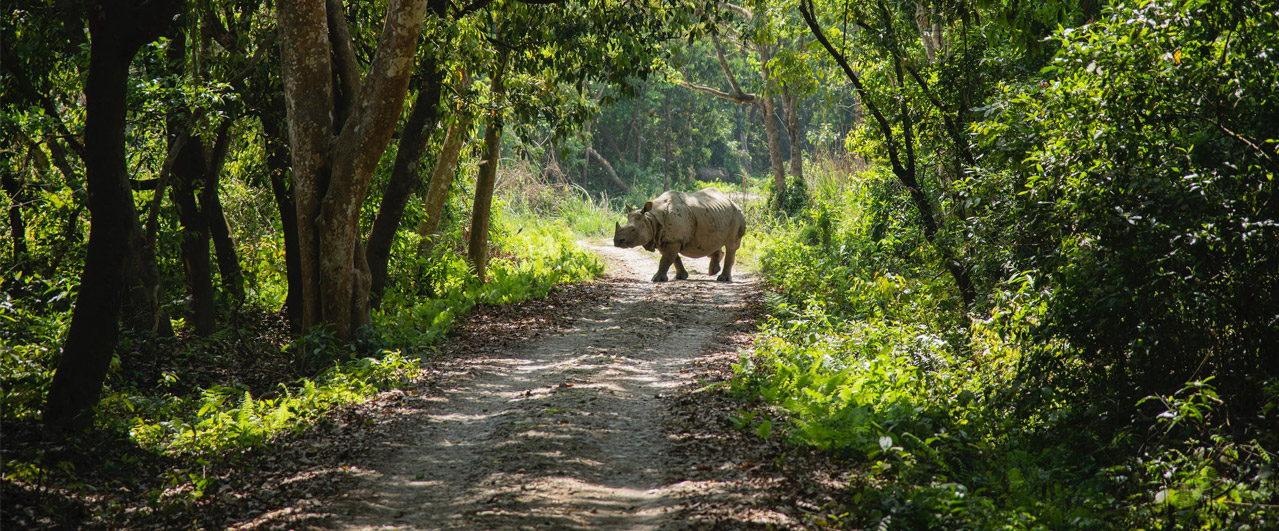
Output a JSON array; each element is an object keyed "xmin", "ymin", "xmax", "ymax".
[{"xmin": 613, "ymin": 201, "xmax": 656, "ymax": 250}]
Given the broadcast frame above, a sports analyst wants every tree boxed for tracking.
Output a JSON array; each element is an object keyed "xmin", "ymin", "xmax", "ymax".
[
  {"xmin": 43, "ymin": 0, "xmax": 182, "ymax": 432},
  {"xmin": 677, "ymin": 15, "xmax": 788, "ymax": 196},
  {"xmin": 799, "ymin": 0, "xmax": 975, "ymax": 312},
  {"xmin": 467, "ymin": 49, "xmax": 510, "ymax": 282},
  {"xmin": 415, "ymin": 110, "xmax": 475, "ymax": 257},
  {"xmin": 276, "ymin": 0, "xmax": 431, "ymax": 340},
  {"xmin": 675, "ymin": 2, "xmax": 815, "ymax": 207}
]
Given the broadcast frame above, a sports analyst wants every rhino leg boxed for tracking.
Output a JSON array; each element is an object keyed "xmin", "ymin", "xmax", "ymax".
[
  {"xmin": 708, "ymin": 250, "xmax": 723, "ymax": 276},
  {"xmin": 652, "ymin": 243, "xmax": 681, "ymax": 282},
  {"xmin": 717, "ymin": 247, "xmax": 737, "ymax": 282},
  {"xmin": 673, "ymin": 256, "xmax": 689, "ymax": 280}
]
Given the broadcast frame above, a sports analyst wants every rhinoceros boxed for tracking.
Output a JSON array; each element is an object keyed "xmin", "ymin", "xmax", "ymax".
[{"xmin": 613, "ymin": 188, "xmax": 746, "ymax": 282}]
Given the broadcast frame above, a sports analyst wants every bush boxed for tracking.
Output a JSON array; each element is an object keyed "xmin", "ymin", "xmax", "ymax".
[{"xmin": 968, "ymin": 0, "xmax": 1279, "ymax": 409}]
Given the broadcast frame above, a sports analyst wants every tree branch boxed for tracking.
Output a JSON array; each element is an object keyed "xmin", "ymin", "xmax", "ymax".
[
  {"xmin": 798, "ymin": 0, "xmax": 904, "ymax": 177},
  {"xmin": 902, "ymin": 63, "xmax": 975, "ymax": 166},
  {"xmin": 0, "ymin": 45, "xmax": 86, "ymax": 159},
  {"xmin": 721, "ymin": 2, "xmax": 752, "ymax": 19},
  {"xmin": 327, "ymin": 0, "xmax": 363, "ymax": 126},
  {"xmin": 144, "ymin": 129, "xmax": 191, "ymax": 246},
  {"xmin": 711, "ymin": 34, "xmax": 747, "ymax": 99},
  {"xmin": 227, "ymin": 30, "xmax": 278, "ymax": 91},
  {"xmin": 677, "ymin": 80, "xmax": 756, "ymax": 105}
]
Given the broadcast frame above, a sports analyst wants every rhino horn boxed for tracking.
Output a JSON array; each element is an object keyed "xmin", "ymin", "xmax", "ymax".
[{"xmin": 615, "ymin": 221, "xmax": 621, "ymax": 230}]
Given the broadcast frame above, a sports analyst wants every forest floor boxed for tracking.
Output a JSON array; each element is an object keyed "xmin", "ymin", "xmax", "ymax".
[{"xmin": 228, "ymin": 241, "xmax": 854, "ymax": 530}]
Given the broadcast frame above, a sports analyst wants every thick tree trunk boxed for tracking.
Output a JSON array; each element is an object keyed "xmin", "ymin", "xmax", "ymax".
[
  {"xmin": 278, "ymin": 0, "xmax": 337, "ymax": 336},
  {"xmin": 44, "ymin": 0, "xmax": 180, "ymax": 433},
  {"xmin": 468, "ymin": 52, "xmax": 508, "ymax": 283},
  {"xmin": 416, "ymin": 112, "xmax": 475, "ymax": 256},
  {"xmin": 120, "ymin": 230, "xmax": 173, "ymax": 337},
  {"xmin": 279, "ymin": 0, "xmax": 429, "ymax": 339},
  {"xmin": 367, "ymin": 59, "xmax": 445, "ymax": 305},
  {"xmin": 759, "ymin": 95, "xmax": 785, "ymax": 196}
]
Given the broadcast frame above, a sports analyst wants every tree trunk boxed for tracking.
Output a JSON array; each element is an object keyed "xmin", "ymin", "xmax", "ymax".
[
  {"xmin": 580, "ymin": 128, "xmax": 590, "ymax": 188},
  {"xmin": 260, "ymin": 114, "xmax": 303, "ymax": 330},
  {"xmin": 367, "ymin": 58, "xmax": 445, "ymax": 306},
  {"xmin": 759, "ymin": 95, "xmax": 785, "ymax": 196},
  {"xmin": 468, "ymin": 51, "xmax": 509, "ymax": 283},
  {"xmin": 171, "ymin": 134, "xmax": 218, "ymax": 336},
  {"xmin": 632, "ymin": 107, "xmax": 642, "ymax": 166},
  {"xmin": 278, "ymin": 0, "xmax": 430, "ymax": 340},
  {"xmin": 735, "ymin": 105, "xmax": 752, "ymax": 178},
  {"xmin": 203, "ymin": 120, "xmax": 245, "ymax": 302},
  {"xmin": 120, "ymin": 230, "xmax": 173, "ymax": 336},
  {"xmin": 663, "ymin": 98, "xmax": 672, "ymax": 191},
  {"xmin": 783, "ymin": 86, "xmax": 803, "ymax": 180},
  {"xmin": 416, "ymin": 112, "xmax": 475, "ymax": 256},
  {"xmin": 44, "ymin": 0, "xmax": 180, "ymax": 433},
  {"xmin": 756, "ymin": 44, "xmax": 786, "ymax": 199}
]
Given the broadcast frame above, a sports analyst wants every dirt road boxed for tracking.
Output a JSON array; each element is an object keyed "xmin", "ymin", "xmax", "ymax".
[{"xmin": 312, "ymin": 242, "xmax": 758, "ymax": 529}]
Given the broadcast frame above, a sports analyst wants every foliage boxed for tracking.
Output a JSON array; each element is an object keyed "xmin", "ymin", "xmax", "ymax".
[
  {"xmin": 736, "ymin": 143, "xmax": 1277, "ymax": 528},
  {"xmin": 373, "ymin": 177, "xmax": 604, "ymax": 349},
  {"xmin": 766, "ymin": 174, "xmax": 810, "ymax": 216},
  {"xmin": 108, "ymin": 352, "xmax": 418, "ymax": 456},
  {"xmin": 729, "ymin": 1, "xmax": 1279, "ymax": 527},
  {"xmin": 965, "ymin": 0, "xmax": 1279, "ymax": 409}
]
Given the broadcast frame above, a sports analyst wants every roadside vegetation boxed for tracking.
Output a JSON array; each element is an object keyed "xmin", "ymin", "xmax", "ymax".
[
  {"xmin": 728, "ymin": 0, "xmax": 1279, "ymax": 528},
  {"xmin": 2, "ymin": 172, "xmax": 605, "ymax": 526}
]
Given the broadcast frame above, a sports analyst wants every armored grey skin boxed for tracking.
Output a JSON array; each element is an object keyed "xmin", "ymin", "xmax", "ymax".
[{"xmin": 613, "ymin": 188, "xmax": 746, "ymax": 282}]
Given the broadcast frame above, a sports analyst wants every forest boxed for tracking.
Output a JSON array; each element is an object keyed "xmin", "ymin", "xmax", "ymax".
[{"xmin": 3, "ymin": 0, "xmax": 1277, "ymax": 528}]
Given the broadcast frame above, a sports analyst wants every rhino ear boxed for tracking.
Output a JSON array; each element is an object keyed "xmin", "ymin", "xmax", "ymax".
[{"xmin": 642, "ymin": 201, "xmax": 653, "ymax": 213}]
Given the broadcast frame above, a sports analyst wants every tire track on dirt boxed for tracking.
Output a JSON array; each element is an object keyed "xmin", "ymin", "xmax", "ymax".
[{"xmin": 321, "ymin": 241, "xmax": 758, "ymax": 530}]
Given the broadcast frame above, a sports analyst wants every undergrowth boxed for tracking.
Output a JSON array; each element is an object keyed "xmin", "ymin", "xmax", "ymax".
[
  {"xmin": 1, "ymin": 184, "xmax": 609, "ymax": 524},
  {"xmin": 731, "ymin": 158, "xmax": 1277, "ymax": 529}
]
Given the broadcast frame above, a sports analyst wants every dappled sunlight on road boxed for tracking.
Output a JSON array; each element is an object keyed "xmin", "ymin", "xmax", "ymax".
[{"xmin": 288, "ymin": 242, "xmax": 760, "ymax": 530}]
